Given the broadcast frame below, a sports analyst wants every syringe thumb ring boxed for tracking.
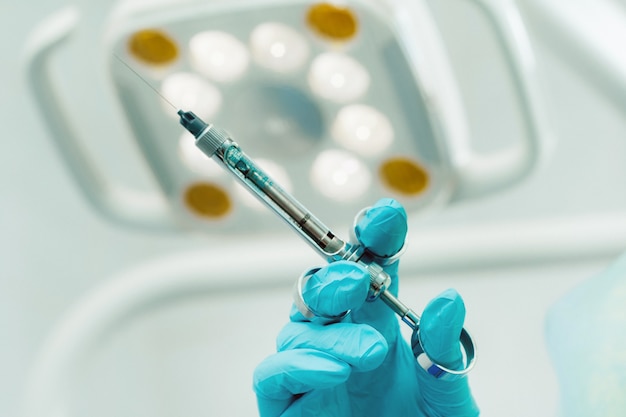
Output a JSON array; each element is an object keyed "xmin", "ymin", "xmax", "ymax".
[{"xmin": 411, "ymin": 326, "xmax": 477, "ymax": 380}]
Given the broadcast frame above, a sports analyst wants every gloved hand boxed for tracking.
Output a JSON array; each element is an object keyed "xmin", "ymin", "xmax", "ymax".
[{"xmin": 253, "ymin": 198, "xmax": 479, "ymax": 417}]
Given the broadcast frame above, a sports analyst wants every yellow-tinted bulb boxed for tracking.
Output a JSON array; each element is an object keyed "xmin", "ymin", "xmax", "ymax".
[
  {"xmin": 306, "ymin": 3, "xmax": 358, "ymax": 41},
  {"xmin": 379, "ymin": 158, "xmax": 429, "ymax": 196},
  {"xmin": 184, "ymin": 183, "xmax": 232, "ymax": 219},
  {"xmin": 128, "ymin": 29, "xmax": 179, "ymax": 65}
]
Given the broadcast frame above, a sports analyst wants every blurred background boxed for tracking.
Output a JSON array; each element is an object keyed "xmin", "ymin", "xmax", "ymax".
[{"xmin": 2, "ymin": 0, "xmax": 626, "ymax": 416}]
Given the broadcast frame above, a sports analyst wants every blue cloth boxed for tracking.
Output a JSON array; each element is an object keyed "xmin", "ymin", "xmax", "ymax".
[
  {"xmin": 253, "ymin": 199, "xmax": 479, "ymax": 416},
  {"xmin": 546, "ymin": 253, "xmax": 626, "ymax": 417}
]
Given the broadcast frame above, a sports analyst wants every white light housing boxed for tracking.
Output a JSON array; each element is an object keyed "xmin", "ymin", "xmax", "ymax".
[
  {"xmin": 332, "ymin": 105, "xmax": 394, "ymax": 156},
  {"xmin": 308, "ymin": 53, "xmax": 370, "ymax": 102},
  {"xmin": 250, "ymin": 22, "xmax": 310, "ymax": 73},
  {"xmin": 178, "ymin": 131, "xmax": 224, "ymax": 176},
  {"xmin": 311, "ymin": 150, "xmax": 371, "ymax": 201},
  {"xmin": 235, "ymin": 159, "xmax": 292, "ymax": 209},
  {"xmin": 161, "ymin": 72, "xmax": 222, "ymax": 119},
  {"xmin": 189, "ymin": 31, "xmax": 250, "ymax": 83}
]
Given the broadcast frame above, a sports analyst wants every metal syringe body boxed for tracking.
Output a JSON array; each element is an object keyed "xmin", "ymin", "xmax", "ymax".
[{"xmin": 178, "ymin": 110, "xmax": 420, "ymax": 330}]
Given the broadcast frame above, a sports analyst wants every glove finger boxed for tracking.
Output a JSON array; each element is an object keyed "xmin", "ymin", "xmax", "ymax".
[
  {"xmin": 354, "ymin": 198, "xmax": 407, "ymax": 260},
  {"xmin": 415, "ymin": 288, "xmax": 465, "ymax": 369},
  {"xmin": 289, "ymin": 258, "xmax": 399, "ymax": 352},
  {"xmin": 413, "ymin": 290, "xmax": 479, "ymax": 416},
  {"xmin": 277, "ymin": 321, "xmax": 388, "ymax": 372},
  {"xmin": 253, "ymin": 349, "xmax": 351, "ymax": 417},
  {"xmin": 349, "ymin": 199, "xmax": 407, "ymax": 337},
  {"xmin": 291, "ymin": 261, "xmax": 370, "ymax": 321}
]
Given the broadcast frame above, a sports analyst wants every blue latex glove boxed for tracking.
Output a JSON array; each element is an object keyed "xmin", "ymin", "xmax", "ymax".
[{"xmin": 253, "ymin": 199, "xmax": 479, "ymax": 417}]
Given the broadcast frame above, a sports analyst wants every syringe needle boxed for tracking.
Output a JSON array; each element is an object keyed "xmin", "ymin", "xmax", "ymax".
[{"xmin": 113, "ymin": 53, "xmax": 178, "ymax": 111}]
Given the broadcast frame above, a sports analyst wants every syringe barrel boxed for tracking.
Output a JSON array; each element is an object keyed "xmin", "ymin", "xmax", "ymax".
[
  {"xmin": 180, "ymin": 109, "xmax": 347, "ymax": 260},
  {"xmin": 218, "ymin": 143, "xmax": 346, "ymax": 259}
]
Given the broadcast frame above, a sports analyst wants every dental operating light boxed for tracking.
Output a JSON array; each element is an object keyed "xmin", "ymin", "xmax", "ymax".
[
  {"xmin": 107, "ymin": 0, "xmax": 447, "ymax": 231},
  {"xmin": 27, "ymin": 0, "xmax": 548, "ymax": 232}
]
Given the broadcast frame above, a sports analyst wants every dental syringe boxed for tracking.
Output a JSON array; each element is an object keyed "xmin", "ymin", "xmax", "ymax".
[
  {"xmin": 178, "ymin": 110, "xmax": 416, "ymax": 323},
  {"xmin": 178, "ymin": 110, "xmax": 475, "ymax": 377}
]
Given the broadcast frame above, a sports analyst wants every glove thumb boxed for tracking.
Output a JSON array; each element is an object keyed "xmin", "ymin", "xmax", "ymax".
[
  {"xmin": 413, "ymin": 288, "xmax": 465, "ymax": 369},
  {"xmin": 354, "ymin": 198, "xmax": 407, "ymax": 258}
]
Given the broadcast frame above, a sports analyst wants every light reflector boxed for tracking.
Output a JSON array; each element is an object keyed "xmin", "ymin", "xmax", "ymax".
[
  {"xmin": 332, "ymin": 105, "xmax": 394, "ymax": 156},
  {"xmin": 161, "ymin": 72, "xmax": 222, "ymax": 119},
  {"xmin": 309, "ymin": 52, "xmax": 370, "ymax": 102},
  {"xmin": 250, "ymin": 22, "xmax": 310, "ymax": 73},
  {"xmin": 311, "ymin": 150, "xmax": 371, "ymax": 201},
  {"xmin": 189, "ymin": 31, "xmax": 250, "ymax": 83}
]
